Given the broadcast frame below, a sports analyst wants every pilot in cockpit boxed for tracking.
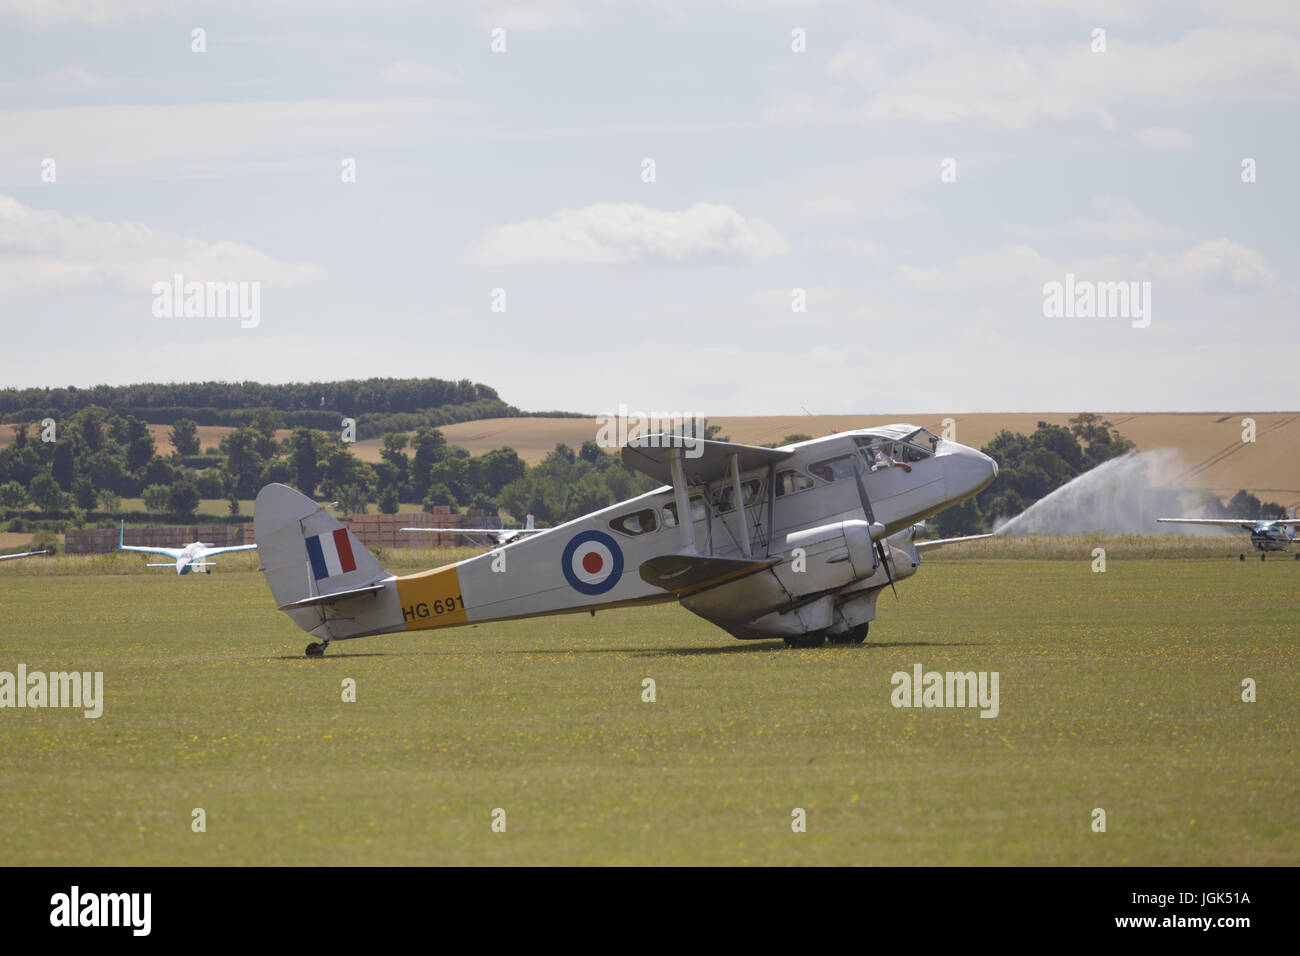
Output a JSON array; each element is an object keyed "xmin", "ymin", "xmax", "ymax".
[{"xmin": 871, "ymin": 441, "xmax": 912, "ymax": 473}]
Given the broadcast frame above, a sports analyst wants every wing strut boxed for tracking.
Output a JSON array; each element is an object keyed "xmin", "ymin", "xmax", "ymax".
[
  {"xmin": 667, "ymin": 447, "xmax": 697, "ymax": 554},
  {"xmin": 728, "ymin": 452, "xmax": 752, "ymax": 558}
]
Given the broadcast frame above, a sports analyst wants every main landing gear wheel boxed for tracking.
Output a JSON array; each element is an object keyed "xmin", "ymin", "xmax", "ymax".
[
  {"xmin": 1261, "ymin": 553, "xmax": 1267, "ymax": 562},
  {"xmin": 783, "ymin": 630, "xmax": 827, "ymax": 649},
  {"xmin": 827, "ymin": 623, "xmax": 870, "ymax": 646},
  {"xmin": 1239, "ymin": 554, "xmax": 1246, "ymax": 561},
  {"xmin": 305, "ymin": 642, "xmax": 327, "ymax": 658}
]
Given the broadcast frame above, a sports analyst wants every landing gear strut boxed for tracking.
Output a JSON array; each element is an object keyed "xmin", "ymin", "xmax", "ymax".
[
  {"xmin": 827, "ymin": 623, "xmax": 870, "ymax": 646},
  {"xmin": 305, "ymin": 641, "xmax": 327, "ymax": 658}
]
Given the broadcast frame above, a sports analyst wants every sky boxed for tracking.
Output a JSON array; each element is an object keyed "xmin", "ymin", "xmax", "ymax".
[{"xmin": 0, "ymin": 0, "xmax": 1296, "ymax": 416}]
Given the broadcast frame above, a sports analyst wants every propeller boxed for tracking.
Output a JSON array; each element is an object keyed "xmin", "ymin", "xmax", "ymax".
[{"xmin": 851, "ymin": 457, "xmax": 898, "ymax": 599}]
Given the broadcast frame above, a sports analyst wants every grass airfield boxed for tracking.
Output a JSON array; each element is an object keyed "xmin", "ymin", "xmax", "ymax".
[{"xmin": 0, "ymin": 542, "xmax": 1296, "ymax": 865}]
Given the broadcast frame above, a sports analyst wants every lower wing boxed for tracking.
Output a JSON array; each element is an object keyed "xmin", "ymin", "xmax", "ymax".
[
  {"xmin": 1157, "ymin": 518, "xmax": 1257, "ymax": 531},
  {"xmin": 914, "ymin": 533, "xmax": 996, "ymax": 551}
]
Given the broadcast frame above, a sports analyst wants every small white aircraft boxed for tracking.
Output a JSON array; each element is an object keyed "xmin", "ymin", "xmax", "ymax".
[
  {"xmin": 401, "ymin": 514, "xmax": 540, "ymax": 547},
  {"xmin": 1157, "ymin": 513, "xmax": 1300, "ymax": 560},
  {"xmin": 118, "ymin": 520, "xmax": 258, "ymax": 574},
  {"xmin": 255, "ymin": 424, "xmax": 998, "ymax": 656},
  {"xmin": 0, "ymin": 550, "xmax": 49, "ymax": 562}
]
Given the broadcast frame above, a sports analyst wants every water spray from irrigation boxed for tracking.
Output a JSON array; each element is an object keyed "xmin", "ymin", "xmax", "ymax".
[{"xmin": 994, "ymin": 449, "xmax": 1214, "ymax": 537}]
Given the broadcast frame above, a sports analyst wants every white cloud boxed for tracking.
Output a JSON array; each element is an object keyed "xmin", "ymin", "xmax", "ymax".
[
  {"xmin": 894, "ymin": 236, "xmax": 1275, "ymax": 298},
  {"xmin": 465, "ymin": 202, "xmax": 790, "ymax": 266},
  {"xmin": 764, "ymin": 12, "xmax": 1300, "ymax": 131},
  {"xmin": 753, "ymin": 154, "xmax": 1004, "ymax": 224},
  {"xmin": 1008, "ymin": 197, "xmax": 1191, "ymax": 244},
  {"xmin": 1143, "ymin": 238, "xmax": 1274, "ymax": 290},
  {"xmin": 0, "ymin": 193, "xmax": 323, "ymax": 297},
  {"xmin": 0, "ymin": 98, "xmax": 474, "ymax": 184},
  {"xmin": 1134, "ymin": 126, "xmax": 1196, "ymax": 150},
  {"xmin": 377, "ymin": 61, "xmax": 461, "ymax": 87},
  {"xmin": 814, "ymin": 235, "xmax": 886, "ymax": 262},
  {"xmin": 0, "ymin": 0, "xmax": 174, "ymax": 27}
]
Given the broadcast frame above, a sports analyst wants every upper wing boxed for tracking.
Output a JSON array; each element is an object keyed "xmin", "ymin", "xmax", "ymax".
[
  {"xmin": 0, "ymin": 549, "xmax": 48, "ymax": 561},
  {"xmin": 120, "ymin": 544, "xmax": 185, "ymax": 558},
  {"xmin": 118, "ymin": 520, "xmax": 183, "ymax": 558},
  {"xmin": 1157, "ymin": 518, "xmax": 1259, "ymax": 530},
  {"xmin": 913, "ymin": 533, "xmax": 996, "ymax": 551},
  {"xmin": 621, "ymin": 434, "xmax": 793, "ymax": 486},
  {"xmin": 199, "ymin": 544, "xmax": 259, "ymax": 557}
]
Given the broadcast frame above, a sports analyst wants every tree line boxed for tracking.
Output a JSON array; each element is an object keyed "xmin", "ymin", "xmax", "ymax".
[
  {"xmin": 0, "ymin": 403, "xmax": 661, "ymax": 536},
  {"xmin": 0, "ymin": 377, "xmax": 586, "ymax": 442}
]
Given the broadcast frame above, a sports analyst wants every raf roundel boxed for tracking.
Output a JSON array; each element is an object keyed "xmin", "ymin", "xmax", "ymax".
[{"xmin": 561, "ymin": 530, "xmax": 624, "ymax": 596}]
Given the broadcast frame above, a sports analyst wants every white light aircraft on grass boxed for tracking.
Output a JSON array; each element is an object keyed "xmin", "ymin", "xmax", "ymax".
[
  {"xmin": 118, "ymin": 520, "xmax": 258, "ymax": 574},
  {"xmin": 0, "ymin": 550, "xmax": 48, "ymax": 562},
  {"xmin": 1157, "ymin": 512, "xmax": 1300, "ymax": 560},
  {"xmin": 254, "ymin": 425, "xmax": 998, "ymax": 657},
  {"xmin": 401, "ymin": 513, "xmax": 540, "ymax": 547}
]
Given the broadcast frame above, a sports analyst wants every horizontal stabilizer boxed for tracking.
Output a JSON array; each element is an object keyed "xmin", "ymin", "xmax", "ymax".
[
  {"xmin": 277, "ymin": 582, "xmax": 387, "ymax": 611},
  {"xmin": 640, "ymin": 553, "xmax": 779, "ymax": 598},
  {"xmin": 622, "ymin": 434, "xmax": 793, "ymax": 487}
]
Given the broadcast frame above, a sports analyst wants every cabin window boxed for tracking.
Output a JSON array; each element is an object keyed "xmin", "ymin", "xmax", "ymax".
[
  {"xmin": 808, "ymin": 455, "xmax": 857, "ymax": 483},
  {"xmin": 662, "ymin": 496, "xmax": 707, "ymax": 527},
  {"xmin": 857, "ymin": 433, "xmax": 934, "ymax": 466},
  {"xmin": 858, "ymin": 436, "xmax": 931, "ymax": 471},
  {"xmin": 711, "ymin": 479, "xmax": 761, "ymax": 513},
  {"xmin": 775, "ymin": 469, "xmax": 815, "ymax": 497},
  {"xmin": 609, "ymin": 508, "xmax": 659, "ymax": 536}
]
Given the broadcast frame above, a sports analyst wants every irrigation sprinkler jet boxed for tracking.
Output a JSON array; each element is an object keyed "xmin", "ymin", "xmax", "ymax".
[
  {"xmin": 118, "ymin": 520, "xmax": 258, "ymax": 574},
  {"xmin": 1157, "ymin": 513, "xmax": 1300, "ymax": 561},
  {"xmin": 254, "ymin": 425, "xmax": 998, "ymax": 657}
]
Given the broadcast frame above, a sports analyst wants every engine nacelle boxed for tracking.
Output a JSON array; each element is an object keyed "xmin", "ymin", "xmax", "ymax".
[{"xmin": 774, "ymin": 519, "xmax": 884, "ymax": 594}]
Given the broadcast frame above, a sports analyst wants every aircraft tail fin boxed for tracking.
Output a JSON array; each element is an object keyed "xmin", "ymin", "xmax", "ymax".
[
  {"xmin": 525, "ymin": 513, "xmax": 535, "ymax": 532},
  {"xmin": 253, "ymin": 483, "xmax": 390, "ymax": 611}
]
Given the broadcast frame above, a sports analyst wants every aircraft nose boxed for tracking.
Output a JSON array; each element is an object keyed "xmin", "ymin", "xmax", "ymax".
[{"xmin": 937, "ymin": 440, "xmax": 998, "ymax": 500}]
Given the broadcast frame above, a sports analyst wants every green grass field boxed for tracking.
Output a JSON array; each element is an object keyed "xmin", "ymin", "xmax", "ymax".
[{"xmin": 0, "ymin": 548, "xmax": 1295, "ymax": 865}]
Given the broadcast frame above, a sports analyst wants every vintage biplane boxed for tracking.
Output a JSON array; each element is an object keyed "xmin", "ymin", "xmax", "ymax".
[{"xmin": 254, "ymin": 425, "xmax": 998, "ymax": 656}]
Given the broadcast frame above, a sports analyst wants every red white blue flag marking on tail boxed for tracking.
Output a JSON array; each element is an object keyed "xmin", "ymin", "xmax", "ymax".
[{"xmin": 306, "ymin": 528, "xmax": 357, "ymax": 581}]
